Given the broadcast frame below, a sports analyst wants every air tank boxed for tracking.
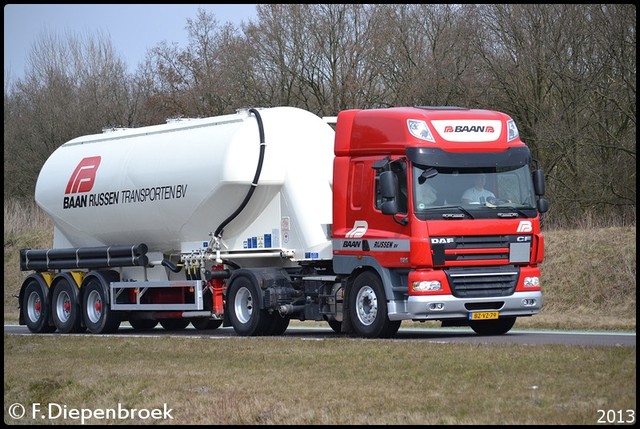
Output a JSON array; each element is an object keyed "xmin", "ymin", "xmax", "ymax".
[{"xmin": 35, "ymin": 107, "xmax": 336, "ymax": 260}]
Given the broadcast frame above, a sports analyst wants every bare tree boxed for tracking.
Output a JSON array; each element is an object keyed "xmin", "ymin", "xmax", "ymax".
[
  {"xmin": 4, "ymin": 29, "xmax": 135, "ymax": 198},
  {"xmin": 5, "ymin": 4, "xmax": 635, "ymax": 227},
  {"xmin": 141, "ymin": 8, "xmax": 256, "ymax": 119},
  {"xmin": 475, "ymin": 4, "xmax": 636, "ymax": 225},
  {"xmin": 291, "ymin": 4, "xmax": 381, "ymax": 114},
  {"xmin": 243, "ymin": 4, "xmax": 308, "ymax": 108}
]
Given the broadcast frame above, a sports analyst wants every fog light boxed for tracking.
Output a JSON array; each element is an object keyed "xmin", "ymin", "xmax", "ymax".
[
  {"xmin": 522, "ymin": 299, "xmax": 537, "ymax": 307},
  {"xmin": 524, "ymin": 276, "xmax": 540, "ymax": 287},
  {"xmin": 412, "ymin": 280, "xmax": 442, "ymax": 292},
  {"xmin": 428, "ymin": 303, "xmax": 444, "ymax": 311}
]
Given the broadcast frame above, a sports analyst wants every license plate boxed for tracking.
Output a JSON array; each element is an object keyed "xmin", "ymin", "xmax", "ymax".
[{"xmin": 469, "ymin": 311, "xmax": 499, "ymax": 320}]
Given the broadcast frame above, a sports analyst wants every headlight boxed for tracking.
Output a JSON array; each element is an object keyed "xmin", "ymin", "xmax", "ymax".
[
  {"xmin": 524, "ymin": 276, "xmax": 540, "ymax": 287},
  {"xmin": 412, "ymin": 280, "xmax": 442, "ymax": 292}
]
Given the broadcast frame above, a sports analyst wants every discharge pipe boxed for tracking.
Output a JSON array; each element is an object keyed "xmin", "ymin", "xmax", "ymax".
[{"xmin": 214, "ymin": 108, "xmax": 265, "ymax": 240}]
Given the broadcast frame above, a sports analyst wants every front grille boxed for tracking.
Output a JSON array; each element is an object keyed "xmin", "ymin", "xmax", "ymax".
[
  {"xmin": 446, "ymin": 265, "xmax": 519, "ymax": 298},
  {"xmin": 431, "ymin": 234, "xmax": 531, "ymax": 264}
]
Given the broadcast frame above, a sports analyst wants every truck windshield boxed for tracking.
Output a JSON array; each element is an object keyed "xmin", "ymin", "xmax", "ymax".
[{"xmin": 413, "ymin": 165, "xmax": 537, "ymax": 219}]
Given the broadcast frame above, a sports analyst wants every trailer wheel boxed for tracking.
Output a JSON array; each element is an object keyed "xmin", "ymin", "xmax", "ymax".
[
  {"xmin": 129, "ymin": 319, "xmax": 158, "ymax": 331},
  {"xmin": 22, "ymin": 279, "xmax": 56, "ymax": 333},
  {"xmin": 469, "ymin": 317, "xmax": 516, "ymax": 336},
  {"xmin": 159, "ymin": 319, "xmax": 190, "ymax": 330},
  {"xmin": 82, "ymin": 280, "xmax": 121, "ymax": 334},
  {"xmin": 227, "ymin": 275, "xmax": 270, "ymax": 336},
  {"xmin": 51, "ymin": 278, "xmax": 84, "ymax": 333},
  {"xmin": 348, "ymin": 271, "xmax": 401, "ymax": 338},
  {"xmin": 191, "ymin": 318, "xmax": 223, "ymax": 330}
]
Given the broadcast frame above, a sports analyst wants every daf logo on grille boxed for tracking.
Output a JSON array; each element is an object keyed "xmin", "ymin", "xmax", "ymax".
[{"xmin": 431, "ymin": 238, "xmax": 454, "ymax": 244}]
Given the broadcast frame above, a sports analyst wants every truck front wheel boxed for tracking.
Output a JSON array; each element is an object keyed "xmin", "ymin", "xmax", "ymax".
[
  {"xmin": 325, "ymin": 317, "xmax": 343, "ymax": 333},
  {"xmin": 348, "ymin": 271, "xmax": 401, "ymax": 338},
  {"xmin": 469, "ymin": 317, "xmax": 516, "ymax": 335}
]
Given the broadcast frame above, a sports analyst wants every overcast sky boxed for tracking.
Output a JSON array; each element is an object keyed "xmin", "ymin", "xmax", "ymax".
[{"xmin": 4, "ymin": 4, "xmax": 258, "ymax": 81}]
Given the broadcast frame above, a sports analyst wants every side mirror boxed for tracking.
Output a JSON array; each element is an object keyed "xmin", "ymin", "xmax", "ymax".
[
  {"xmin": 381, "ymin": 201, "xmax": 398, "ymax": 215},
  {"xmin": 537, "ymin": 197, "xmax": 549, "ymax": 214},
  {"xmin": 379, "ymin": 171, "xmax": 397, "ymax": 198},
  {"xmin": 379, "ymin": 171, "xmax": 399, "ymax": 215},
  {"xmin": 533, "ymin": 169, "xmax": 545, "ymax": 196}
]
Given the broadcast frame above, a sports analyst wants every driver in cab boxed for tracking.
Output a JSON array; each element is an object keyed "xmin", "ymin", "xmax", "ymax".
[
  {"xmin": 461, "ymin": 174, "xmax": 495, "ymax": 204},
  {"xmin": 416, "ymin": 181, "xmax": 438, "ymax": 210}
]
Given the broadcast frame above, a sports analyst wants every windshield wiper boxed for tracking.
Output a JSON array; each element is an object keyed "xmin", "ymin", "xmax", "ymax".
[
  {"xmin": 492, "ymin": 203, "xmax": 531, "ymax": 218},
  {"xmin": 438, "ymin": 206, "xmax": 474, "ymax": 219}
]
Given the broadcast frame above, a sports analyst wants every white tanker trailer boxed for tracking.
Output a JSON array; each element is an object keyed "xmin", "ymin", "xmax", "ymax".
[{"xmin": 20, "ymin": 107, "xmax": 338, "ymax": 335}]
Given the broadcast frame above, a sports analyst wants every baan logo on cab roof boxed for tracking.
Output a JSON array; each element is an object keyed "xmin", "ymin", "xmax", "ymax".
[{"xmin": 430, "ymin": 120, "xmax": 502, "ymax": 142}]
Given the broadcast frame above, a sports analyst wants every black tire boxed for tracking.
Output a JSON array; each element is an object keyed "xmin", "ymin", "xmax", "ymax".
[
  {"xmin": 191, "ymin": 318, "xmax": 223, "ymax": 330},
  {"xmin": 21, "ymin": 279, "xmax": 56, "ymax": 333},
  {"xmin": 159, "ymin": 318, "xmax": 190, "ymax": 330},
  {"xmin": 469, "ymin": 317, "xmax": 516, "ymax": 336},
  {"xmin": 51, "ymin": 278, "xmax": 84, "ymax": 333},
  {"xmin": 263, "ymin": 313, "xmax": 290, "ymax": 336},
  {"xmin": 326, "ymin": 319, "xmax": 343, "ymax": 334},
  {"xmin": 348, "ymin": 271, "xmax": 401, "ymax": 338},
  {"xmin": 129, "ymin": 319, "xmax": 159, "ymax": 331},
  {"xmin": 82, "ymin": 279, "xmax": 121, "ymax": 334},
  {"xmin": 227, "ymin": 275, "xmax": 271, "ymax": 336}
]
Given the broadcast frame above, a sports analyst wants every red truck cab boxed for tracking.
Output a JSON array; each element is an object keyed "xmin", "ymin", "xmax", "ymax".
[{"xmin": 332, "ymin": 106, "xmax": 548, "ymax": 337}]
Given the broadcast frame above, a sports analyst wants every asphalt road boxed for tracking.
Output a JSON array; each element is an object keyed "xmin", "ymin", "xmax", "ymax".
[{"xmin": 3, "ymin": 324, "xmax": 635, "ymax": 347}]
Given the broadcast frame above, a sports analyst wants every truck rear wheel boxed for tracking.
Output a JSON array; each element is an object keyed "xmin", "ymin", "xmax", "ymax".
[
  {"xmin": 22, "ymin": 279, "xmax": 56, "ymax": 333},
  {"xmin": 263, "ymin": 313, "xmax": 290, "ymax": 335},
  {"xmin": 469, "ymin": 317, "xmax": 516, "ymax": 335},
  {"xmin": 51, "ymin": 278, "xmax": 84, "ymax": 333},
  {"xmin": 348, "ymin": 271, "xmax": 401, "ymax": 338},
  {"xmin": 82, "ymin": 279, "xmax": 121, "ymax": 334},
  {"xmin": 227, "ymin": 275, "xmax": 271, "ymax": 336}
]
